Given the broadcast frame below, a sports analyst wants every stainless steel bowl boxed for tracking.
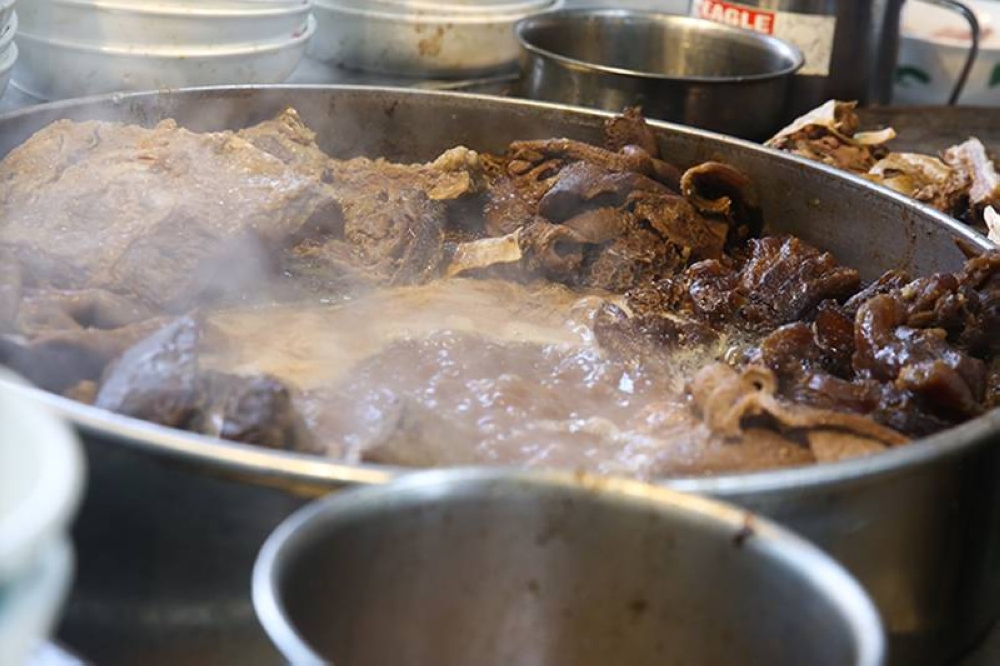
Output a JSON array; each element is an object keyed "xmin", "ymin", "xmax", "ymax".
[
  {"xmin": 515, "ymin": 9, "xmax": 804, "ymax": 139},
  {"xmin": 253, "ymin": 469, "xmax": 886, "ymax": 666},
  {"xmin": 0, "ymin": 87, "xmax": 994, "ymax": 666}
]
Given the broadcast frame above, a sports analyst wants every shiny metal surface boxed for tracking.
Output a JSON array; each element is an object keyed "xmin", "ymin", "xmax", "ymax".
[
  {"xmin": 515, "ymin": 10, "xmax": 803, "ymax": 139},
  {"xmin": 308, "ymin": 0, "xmax": 545, "ymax": 78},
  {"xmin": 0, "ymin": 86, "xmax": 995, "ymax": 666},
  {"xmin": 253, "ymin": 469, "xmax": 885, "ymax": 666},
  {"xmin": 856, "ymin": 105, "xmax": 1000, "ymax": 154}
]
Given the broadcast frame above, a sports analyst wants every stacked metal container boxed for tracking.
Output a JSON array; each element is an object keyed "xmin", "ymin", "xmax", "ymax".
[
  {"xmin": 12, "ymin": 0, "xmax": 316, "ymax": 100},
  {"xmin": 309, "ymin": 0, "xmax": 558, "ymax": 77}
]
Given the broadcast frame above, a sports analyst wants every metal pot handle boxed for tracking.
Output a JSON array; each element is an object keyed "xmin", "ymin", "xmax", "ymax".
[{"xmin": 919, "ymin": 0, "xmax": 980, "ymax": 104}]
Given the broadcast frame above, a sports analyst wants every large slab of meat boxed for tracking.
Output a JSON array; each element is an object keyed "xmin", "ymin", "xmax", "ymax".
[{"xmin": 0, "ymin": 108, "xmax": 996, "ymax": 479}]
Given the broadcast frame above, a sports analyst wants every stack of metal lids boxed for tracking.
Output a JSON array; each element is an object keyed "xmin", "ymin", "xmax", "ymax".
[{"xmin": 12, "ymin": 0, "xmax": 316, "ymax": 101}]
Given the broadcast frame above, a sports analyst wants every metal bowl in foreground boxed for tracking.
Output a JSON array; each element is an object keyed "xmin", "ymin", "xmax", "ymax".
[
  {"xmin": 253, "ymin": 469, "xmax": 885, "ymax": 666},
  {"xmin": 516, "ymin": 9, "xmax": 804, "ymax": 139}
]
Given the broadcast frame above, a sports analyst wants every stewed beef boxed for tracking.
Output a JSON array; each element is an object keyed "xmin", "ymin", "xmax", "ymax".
[
  {"xmin": 0, "ymin": 118, "xmax": 340, "ymax": 310},
  {"xmin": 0, "ymin": 107, "xmax": 996, "ymax": 479},
  {"xmin": 94, "ymin": 316, "xmax": 315, "ymax": 451}
]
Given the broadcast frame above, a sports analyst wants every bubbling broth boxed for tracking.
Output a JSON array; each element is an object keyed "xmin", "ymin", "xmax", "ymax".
[{"xmin": 201, "ymin": 278, "xmax": 728, "ymax": 478}]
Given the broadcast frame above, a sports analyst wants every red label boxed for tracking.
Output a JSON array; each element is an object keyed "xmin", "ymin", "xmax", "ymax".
[{"xmin": 695, "ymin": 0, "xmax": 776, "ymax": 34}]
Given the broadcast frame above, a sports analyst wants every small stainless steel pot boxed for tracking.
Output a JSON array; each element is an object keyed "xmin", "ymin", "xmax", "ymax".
[
  {"xmin": 253, "ymin": 469, "xmax": 885, "ymax": 666},
  {"xmin": 515, "ymin": 9, "xmax": 803, "ymax": 139}
]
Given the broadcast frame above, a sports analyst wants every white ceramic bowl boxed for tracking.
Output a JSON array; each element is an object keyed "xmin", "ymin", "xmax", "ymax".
[
  {"xmin": 0, "ymin": 370, "xmax": 82, "ymax": 666},
  {"xmin": 0, "ymin": 10, "xmax": 17, "ymax": 57},
  {"xmin": 895, "ymin": 0, "xmax": 1000, "ymax": 105},
  {"xmin": 0, "ymin": 539, "xmax": 74, "ymax": 666},
  {"xmin": 0, "ymin": 41, "xmax": 17, "ymax": 99},
  {"xmin": 18, "ymin": 0, "xmax": 312, "ymax": 49},
  {"xmin": 0, "ymin": 370, "xmax": 83, "ymax": 585},
  {"xmin": 0, "ymin": 0, "xmax": 14, "ymax": 35},
  {"xmin": 13, "ymin": 13, "xmax": 314, "ymax": 99},
  {"xmin": 309, "ymin": 0, "xmax": 552, "ymax": 76}
]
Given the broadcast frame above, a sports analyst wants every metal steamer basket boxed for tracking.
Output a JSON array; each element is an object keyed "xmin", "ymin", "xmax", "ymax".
[{"xmin": 0, "ymin": 86, "xmax": 996, "ymax": 666}]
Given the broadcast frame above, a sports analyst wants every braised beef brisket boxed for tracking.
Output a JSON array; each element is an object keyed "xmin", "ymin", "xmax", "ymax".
[{"xmin": 0, "ymin": 107, "xmax": 997, "ymax": 478}]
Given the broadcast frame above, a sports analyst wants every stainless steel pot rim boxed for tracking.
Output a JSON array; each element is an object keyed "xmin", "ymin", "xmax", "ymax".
[
  {"xmin": 515, "ymin": 9, "xmax": 805, "ymax": 84},
  {"xmin": 314, "ymin": 0, "xmax": 545, "ymax": 23},
  {"xmin": 251, "ymin": 467, "xmax": 887, "ymax": 666},
  {"xmin": 13, "ymin": 376, "xmax": 997, "ymax": 496},
  {"xmin": 33, "ymin": 0, "xmax": 314, "ymax": 19},
  {"xmin": 16, "ymin": 15, "xmax": 316, "ymax": 56},
  {"xmin": 0, "ymin": 84, "xmax": 994, "ymax": 499}
]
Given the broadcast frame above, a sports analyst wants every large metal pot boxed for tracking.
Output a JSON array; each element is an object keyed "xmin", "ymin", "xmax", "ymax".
[{"xmin": 0, "ymin": 86, "xmax": 996, "ymax": 666}]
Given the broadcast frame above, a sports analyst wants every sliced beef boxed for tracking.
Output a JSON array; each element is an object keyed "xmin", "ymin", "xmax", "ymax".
[
  {"xmin": 239, "ymin": 108, "xmax": 484, "ymax": 204},
  {"xmin": 866, "ymin": 153, "xmax": 970, "ymax": 216},
  {"xmin": 94, "ymin": 317, "xmax": 204, "ymax": 428},
  {"xmin": 627, "ymin": 236, "xmax": 860, "ymax": 331},
  {"xmin": 631, "ymin": 192, "xmax": 729, "ymax": 261},
  {"xmin": 738, "ymin": 237, "xmax": 861, "ymax": 327},
  {"xmin": 627, "ymin": 259, "xmax": 744, "ymax": 326},
  {"xmin": 753, "ymin": 303, "xmax": 854, "ymax": 380},
  {"xmin": 592, "ymin": 301, "xmax": 720, "ymax": 364},
  {"xmin": 241, "ymin": 108, "xmax": 487, "ymax": 285},
  {"xmin": 339, "ymin": 187, "xmax": 446, "ymax": 284},
  {"xmin": 0, "ymin": 109, "xmax": 484, "ymax": 318},
  {"xmin": 943, "ymin": 137, "xmax": 1000, "ymax": 224},
  {"xmin": 679, "ymin": 161, "xmax": 761, "ymax": 243},
  {"xmin": 0, "ymin": 318, "xmax": 166, "ymax": 394},
  {"xmin": 477, "ymin": 136, "xmax": 743, "ymax": 291},
  {"xmin": 766, "ymin": 100, "xmax": 895, "ymax": 173},
  {"xmin": 579, "ymin": 217, "xmax": 689, "ymax": 292},
  {"xmin": 517, "ymin": 220, "xmax": 587, "ymax": 282},
  {"xmin": 15, "ymin": 289, "xmax": 154, "ymax": 333},
  {"xmin": 0, "ymin": 118, "xmax": 341, "ymax": 311},
  {"xmin": 280, "ymin": 238, "xmax": 380, "ymax": 296},
  {"xmin": 205, "ymin": 373, "xmax": 310, "ymax": 449},
  {"xmin": 507, "ymin": 138, "xmax": 679, "ymax": 188},
  {"xmin": 236, "ymin": 107, "xmax": 334, "ymax": 176},
  {"xmin": 0, "ymin": 106, "xmax": 994, "ymax": 479},
  {"xmin": 769, "ymin": 101, "xmax": 1000, "ymax": 233},
  {"xmin": 783, "ymin": 372, "xmax": 884, "ymax": 416},
  {"xmin": 688, "ymin": 363, "xmax": 906, "ymax": 456},
  {"xmin": 844, "ymin": 269, "xmax": 912, "ymax": 315},
  {"xmin": 603, "ymin": 106, "xmax": 662, "ymax": 158},
  {"xmin": 95, "ymin": 317, "xmax": 316, "ymax": 451},
  {"xmin": 854, "ymin": 294, "xmax": 986, "ymax": 421},
  {"xmin": 561, "ymin": 206, "xmax": 629, "ymax": 244},
  {"xmin": 752, "ymin": 251, "xmax": 1000, "ymax": 438},
  {"xmin": 537, "ymin": 161, "xmax": 669, "ymax": 221}
]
